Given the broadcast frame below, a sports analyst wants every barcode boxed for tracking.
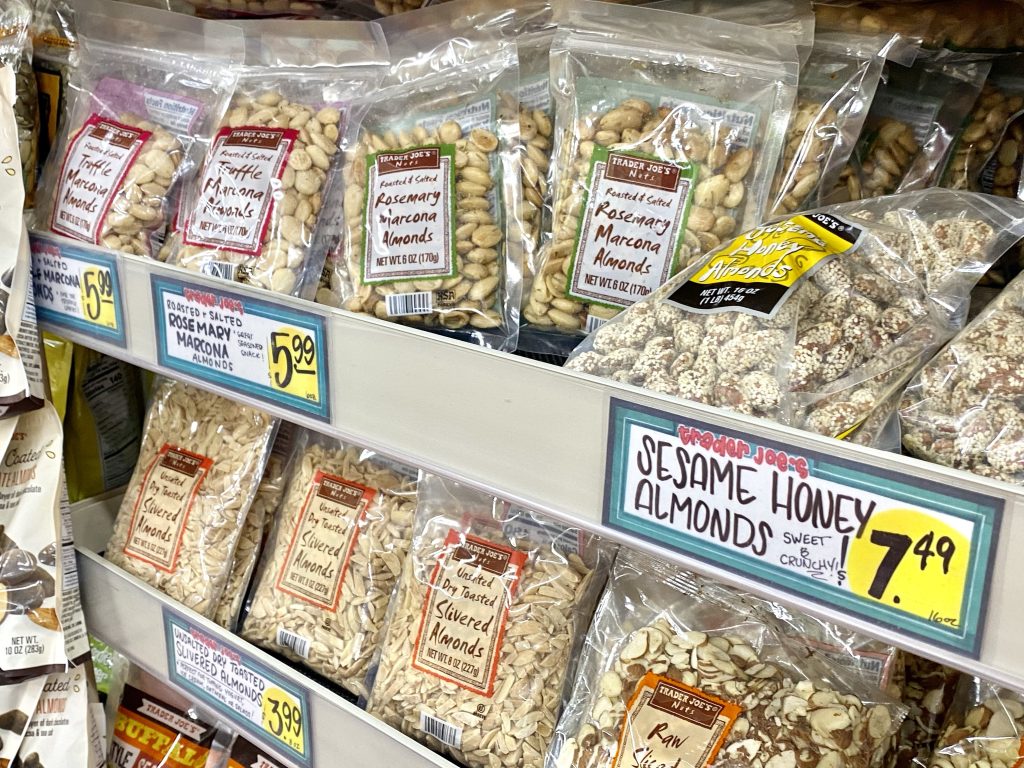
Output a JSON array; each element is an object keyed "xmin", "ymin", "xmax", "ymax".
[
  {"xmin": 201, "ymin": 261, "xmax": 238, "ymax": 282},
  {"xmin": 419, "ymin": 710, "xmax": 463, "ymax": 749},
  {"xmin": 386, "ymin": 292, "xmax": 433, "ymax": 316},
  {"xmin": 275, "ymin": 627, "xmax": 310, "ymax": 659},
  {"xmin": 585, "ymin": 314, "xmax": 608, "ymax": 333}
]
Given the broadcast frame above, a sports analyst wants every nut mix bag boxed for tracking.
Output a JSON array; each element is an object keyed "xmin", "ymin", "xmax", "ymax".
[
  {"xmin": 366, "ymin": 473, "xmax": 613, "ymax": 768},
  {"xmin": 928, "ymin": 677, "xmax": 1024, "ymax": 768}
]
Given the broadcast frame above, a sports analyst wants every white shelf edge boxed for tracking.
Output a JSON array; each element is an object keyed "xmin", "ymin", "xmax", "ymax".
[{"xmin": 47, "ymin": 233, "xmax": 1024, "ymax": 693}]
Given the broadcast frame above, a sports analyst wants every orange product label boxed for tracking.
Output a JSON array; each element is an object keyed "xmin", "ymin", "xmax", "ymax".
[
  {"xmin": 412, "ymin": 530, "xmax": 527, "ymax": 696},
  {"xmin": 108, "ymin": 690, "xmax": 215, "ymax": 768}
]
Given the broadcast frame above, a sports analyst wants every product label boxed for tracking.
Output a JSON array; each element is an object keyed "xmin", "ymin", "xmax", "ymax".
[
  {"xmin": 658, "ymin": 97, "xmax": 759, "ymax": 148},
  {"xmin": 92, "ymin": 77, "xmax": 203, "ymax": 134},
  {"xmin": 227, "ymin": 735, "xmax": 292, "ymax": 768},
  {"xmin": 569, "ymin": 149, "xmax": 696, "ymax": 309},
  {"xmin": 184, "ymin": 126, "xmax": 298, "ymax": 256},
  {"xmin": 870, "ymin": 89, "xmax": 942, "ymax": 146},
  {"xmin": 362, "ymin": 146, "xmax": 456, "ymax": 285},
  {"xmin": 82, "ymin": 356, "xmax": 142, "ymax": 489},
  {"xmin": 613, "ymin": 674, "xmax": 740, "ymax": 768},
  {"xmin": 517, "ymin": 76, "xmax": 551, "ymax": 112},
  {"xmin": 804, "ymin": 638, "xmax": 895, "ymax": 688},
  {"xmin": 123, "ymin": 444, "xmax": 212, "ymax": 571},
  {"xmin": 668, "ymin": 213, "xmax": 862, "ymax": 317},
  {"xmin": 19, "ymin": 670, "xmax": 90, "ymax": 768},
  {"xmin": 412, "ymin": 531, "xmax": 526, "ymax": 696},
  {"xmin": 276, "ymin": 470, "xmax": 373, "ymax": 610},
  {"xmin": 51, "ymin": 115, "xmax": 151, "ymax": 244},
  {"xmin": 108, "ymin": 685, "xmax": 214, "ymax": 768}
]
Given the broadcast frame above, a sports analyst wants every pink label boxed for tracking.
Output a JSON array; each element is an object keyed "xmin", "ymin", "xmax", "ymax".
[
  {"xmin": 183, "ymin": 126, "xmax": 297, "ymax": 256},
  {"xmin": 51, "ymin": 115, "xmax": 151, "ymax": 244}
]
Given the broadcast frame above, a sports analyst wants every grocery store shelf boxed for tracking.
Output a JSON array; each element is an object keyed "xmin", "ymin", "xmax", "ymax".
[{"xmin": 46, "ymin": 232, "xmax": 1024, "ymax": 693}]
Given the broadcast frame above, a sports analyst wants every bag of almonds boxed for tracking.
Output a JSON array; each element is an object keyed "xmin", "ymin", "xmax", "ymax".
[
  {"xmin": 104, "ymin": 379, "xmax": 276, "ymax": 619},
  {"xmin": 523, "ymin": 0, "xmax": 798, "ymax": 343},
  {"xmin": 164, "ymin": 20, "xmax": 388, "ymax": 299},
  {"xmin": 240, "ymin": 432, "xmax": 418, "ymax": 698},
  {"xmin": 928, "ymin": 678, "xmax": 1024, "ymax": 768},
  {"xmin": 365, "ymin": 474, "xmax": 613, "ymax": 768},
  {"xmin": 566, "ymin": 189, "xmax": 1024, "ymax": 446},
  {"xmin": 35, "ymin": 0, "xmax": 243, "ymax": 258},
  {"xmin": 323, "ymin": 1, "xmax": 523, "ymax": 351},
  {"xmin": 549, "ymin": 550, "xmax": 906, "ymax": 768},
  {"xmin": 890, "ymin": 656, "xmax": 961, "ymax": 768}
]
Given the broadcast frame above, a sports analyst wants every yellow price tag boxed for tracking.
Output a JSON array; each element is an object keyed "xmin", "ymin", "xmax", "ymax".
[
  {"xmin": 79, "ymin": 266, "xmax": 117, "ymax": 329},
  {"xmin": 848, "ymin": 508, "xmax": 971, "ymax": 630},
  {"xmin": 267, "ymin": 326, "xmax": 320, "ymax": 404},
  {"xmin": 261, "ymin": 686, "xmax": 305, "ymax": 755}
]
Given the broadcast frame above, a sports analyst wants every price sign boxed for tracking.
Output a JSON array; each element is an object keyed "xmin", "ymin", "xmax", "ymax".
[
  {"xmin": 151, "ymin": 275, "xmax": 330, "ymax": 421},
  {"xmin": 30, "ymin": 232, "xmax": 126, "ymax": 346},
  {"xmin": 163, "ymin": 609, "xmax": 312, "ymax": 766},
  {"xmin": 603, "ymin": 397, "xmax": 1003, "ymax": 656}
]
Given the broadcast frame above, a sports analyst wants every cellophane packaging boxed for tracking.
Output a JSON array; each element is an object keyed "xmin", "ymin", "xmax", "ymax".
[
  {"xmin": 891, "ymin": 655, "xmax": 961, "ymax": 768},
  {"xmin": 35, "ymin": 0, "xmax": 244, "ymax": 258},
  {"xmin": 13, "ymin": 668, "xmax": 89, "ymax": 768},
  {"xmin": 523, "ymin": 0, "xmax": 798, "ymax": 346},
  {"xmin": 0, "ymin": 0, "xmax": 37, "ymax": 208},
  {"xmin": 104, "ymin": 379, "xmax": 277, "ymax": 619},
  {"xmin": 241, "ymin": 431, "xmax": 418, "ymax": 697},
  {"xmin": 29, "ymin": 0, "xmax": 75, "ymax": 178},
  {"xmin": 565, "ymin": 189, "xmax": 1024, "ymax": 448},
  {"xmin": 322, "ymin": 0, "xmax": 523, "ymax": 351},
  {"xmin": 365, "ymin": 473, "xmax": 614, "ymax": 768},
  {"xmin": 165, "ymin": 20, "xmax": 388, "ymax": 300},
  {"xmin": 928, "ymin": 677, "xmax": 1024, "ymax": 768}
]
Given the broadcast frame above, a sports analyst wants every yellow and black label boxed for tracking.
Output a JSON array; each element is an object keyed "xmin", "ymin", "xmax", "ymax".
[{"xmin": 667, "ymin": 212, "xmax": 862, "ymax": 317}]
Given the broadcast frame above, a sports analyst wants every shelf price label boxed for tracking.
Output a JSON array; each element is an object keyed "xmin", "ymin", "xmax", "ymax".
[
  {"xmin": 29, "ymin": 232, "xmax": 126, "ymax": 346},
  {"xmin": 151, "ymin": 275, "xmax": 330, "ymax": 421},
  {"xmin": 163, "ymin": 609, "xmax": 313, "ymax": 766},
  {"xmin": 603, "ymin": 397, "xmax": 1003, "ymax": 656}
]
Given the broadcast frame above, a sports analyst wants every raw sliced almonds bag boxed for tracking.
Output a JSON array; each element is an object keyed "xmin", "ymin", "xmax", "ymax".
[
  {"xmin": 35, "ymin": 0, "xmax": 243, "ymax": 258},
  {"xmin": 892, "ymin": 656, "xmax": 961, "ymax": 768},
  {"xmin": 322, "ymin": 0, "xmax": 523, "ymax": 350},
  {"xmin": 549, "ymin": 551, "xmax": 905, "ymax": 768},
  {"xmin": 928, "ymin": 678, "xmax": 1024, "ymax": 768},
  {"xmin": 164, "ymin": 20, "xmax": 388, "ymax": 299},
  {"xmin": 524, "ymin": 0, "xmax": 798, "ymax": 342},
  {"xmin": 240, "ymin": 432, "xmax": 418, "ymax": 697},
  {"xmin": 566, "ymin": 189, "xmax": 1024, "ymax": 446},
  {"xmin": 13, "ymin": 668, "xmax": 89, "ymax": 768},
  {"xmin": 366, "ymin": 474, "xmax": 614, "ymax": 768},
  {"xmin": 104, "ymin": 379, "xmax": 276, "ymax": 619}
]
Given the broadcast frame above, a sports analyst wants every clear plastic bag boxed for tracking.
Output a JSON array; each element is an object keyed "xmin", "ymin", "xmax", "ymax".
[
  {"xmin": 523, "ymin": 0, "xmax": 798, "ymax": 338},
  {"xmin": 240, "ymin": 431, "xmax": 418, "ymax": 698},
  {"xmin": 322, "ymin": 2, "xmax": 523, "ymax": 351},
  {"xmin": 366, "ymin": 473, "xmax": 613, "ymax": 768},
  {"xmin": 566, "ymin": 189, "xmax": 1024, "ymax": 446},
  {"xmin": 549, "ymin": 550, "xmax": 905, "ymax": 768},
  {"xmin": 165, "ymin": 20, "xmax": 388, "ymax": 299},
  {"xmin": 891, "ymin": 655, "xmax": 961, "ymax": 768},
  {"xmin": 0, "ymin": 1, "xmax": 38, "ymax": 207},
  {"xmin": 104, "ymin": 379, "xmax": 276, "ymax": 619},
  {"xmin": 28, "ymin": 0, "xmax": 75, "ymax": 177},
  {"xmin": 928, "ymin": 678, "xmax": 1024, "ymax": 768},
  {"xmin": 35, "ymin": 0, "xmax": 243, "ymax": 257}
]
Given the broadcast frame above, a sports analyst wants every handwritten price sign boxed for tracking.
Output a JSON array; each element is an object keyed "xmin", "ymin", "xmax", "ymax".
[
  {"xmin": 604, "ymin": 398, "xmax": 1002, "ymax": 656},
  {"xmin": 262, "ymin": 687, "xmax": 305, "ymax": 755}
]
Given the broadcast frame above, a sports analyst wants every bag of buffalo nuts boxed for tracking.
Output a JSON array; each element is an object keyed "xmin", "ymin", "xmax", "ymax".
[
  {"xmin": 548, "ymin": 550, "xmax": 906, "ymax": 768},
  {"xmin": 521, "ymin": 0, "xmax": 797, "ymax": 346},
  {"xmin": 164, "ymin": 20, "xmax": 388, "ymax": 299},
  {"xmin": 928, "ymin": 677, "xmax": 1024, "ymax": 768},
  {"xmin": 365, "ymin": 473, "xmax": 614, "ymax": 768},
  {"xmin": 321, "ymin": 1, "xmax": 523, "ymax": 351},
  {"xmin": 35, "ymin": 0, "xmax": 243, "ymax": 258},
  {"xmin": 240, "ymin": 431, "xmax": 419, "ymax": 698}
]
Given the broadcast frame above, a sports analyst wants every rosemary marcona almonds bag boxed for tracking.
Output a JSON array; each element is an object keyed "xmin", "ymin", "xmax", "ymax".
[
  {"xmin": 523, "ymin": 0, "xmax": 798, "ymax": 342},
  {"xmin": 322, "ymin": 2, "xmax": 523, "ymax": 350},
  {"xmin": 366, "ymin": 474, "xmax": 613, "ymax": 768},
  {"xmin": 165, "ymin": 20, "xmax": 388, "ymax": 299},
  {"xmin": 549, "ymin": 551, "xmax": 906, "ymax": 768},
  {"xmin": 105, "ymin": 379, "xmax": 276, "ymax": 619},
  {"xmin": 241, "ymin": 432, "xmax": 418, "ymax": 698},
  {"xmin": 36, "ymin": 0, "xmax": 243, "ymax": 258},
  {"xmin": 928, "ymin": 678, "xmax": 1024, "ymax": 768}
]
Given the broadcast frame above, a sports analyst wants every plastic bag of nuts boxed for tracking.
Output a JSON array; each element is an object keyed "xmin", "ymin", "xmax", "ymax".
[
  {"xmin": 322, "ymin": 2, "xmax": 523, "ymax": 350},
  {"xmin": 928, "ymin": 678, "xmax": 1024, "ymax": 768},
  {"xmin": 163, "ymin": 20, "xmax": 388, "ymax": 299},
  {"xmin": 35, "ymin": 0, "xmax": 244, "ymax": 258},
  {"xmin": 549, "ymin": 550, "xmax": 906, "ymax": 768},
  {"xmin": 104, "ymin": 379, "xmax": 276, "ymax": 619},
  {"xmin": 524, "ymin": 0, "xmax": 798, "ymax": 339},
  {"xmin": 366, "ymin": 473, "xmax": 613, "ymax": 768},
  {"xmin": 240, "ymin": 432, "xmax": 419, "ymax": 698},
  {"xmin": 0, "ymin": 1, "xmax": 38, "ymax": 208},
  {"xmin": 890, "ymin": 656, "xmax": 961, "ymax": 768},
  {"xmin": 566, "ymin": 189, "xmax": 1024, "ymax": 446}
]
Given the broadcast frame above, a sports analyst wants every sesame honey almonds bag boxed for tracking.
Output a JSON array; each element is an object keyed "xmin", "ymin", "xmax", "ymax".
[
  {"xmin": 104, "ymin": 379, "xmax": 277, "ymax": 619},
  {"xmin": 164, "ymin": 20, "xmax": 388, "ymax": 300},
  {"xmin": 524, "ymin": 1, "xmax": 798, "ymax": 342},
  {"xmin": 366, "ymin": 474, "xmax": 613, "ymax": 768},
  {"xmin": 322, "ymin": 2, "xmax": 523, "ymax": 351},
  {"xmin": 928, "ymin": 677, "xmax": 1024, "ymax": 768},
  {"xmin": 35, "ymin": 0, "xmax": 243, "ymax": 258},
  {"xmin": 240, "ymin": 432, "xmax": 419, "ymax": 697}
]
